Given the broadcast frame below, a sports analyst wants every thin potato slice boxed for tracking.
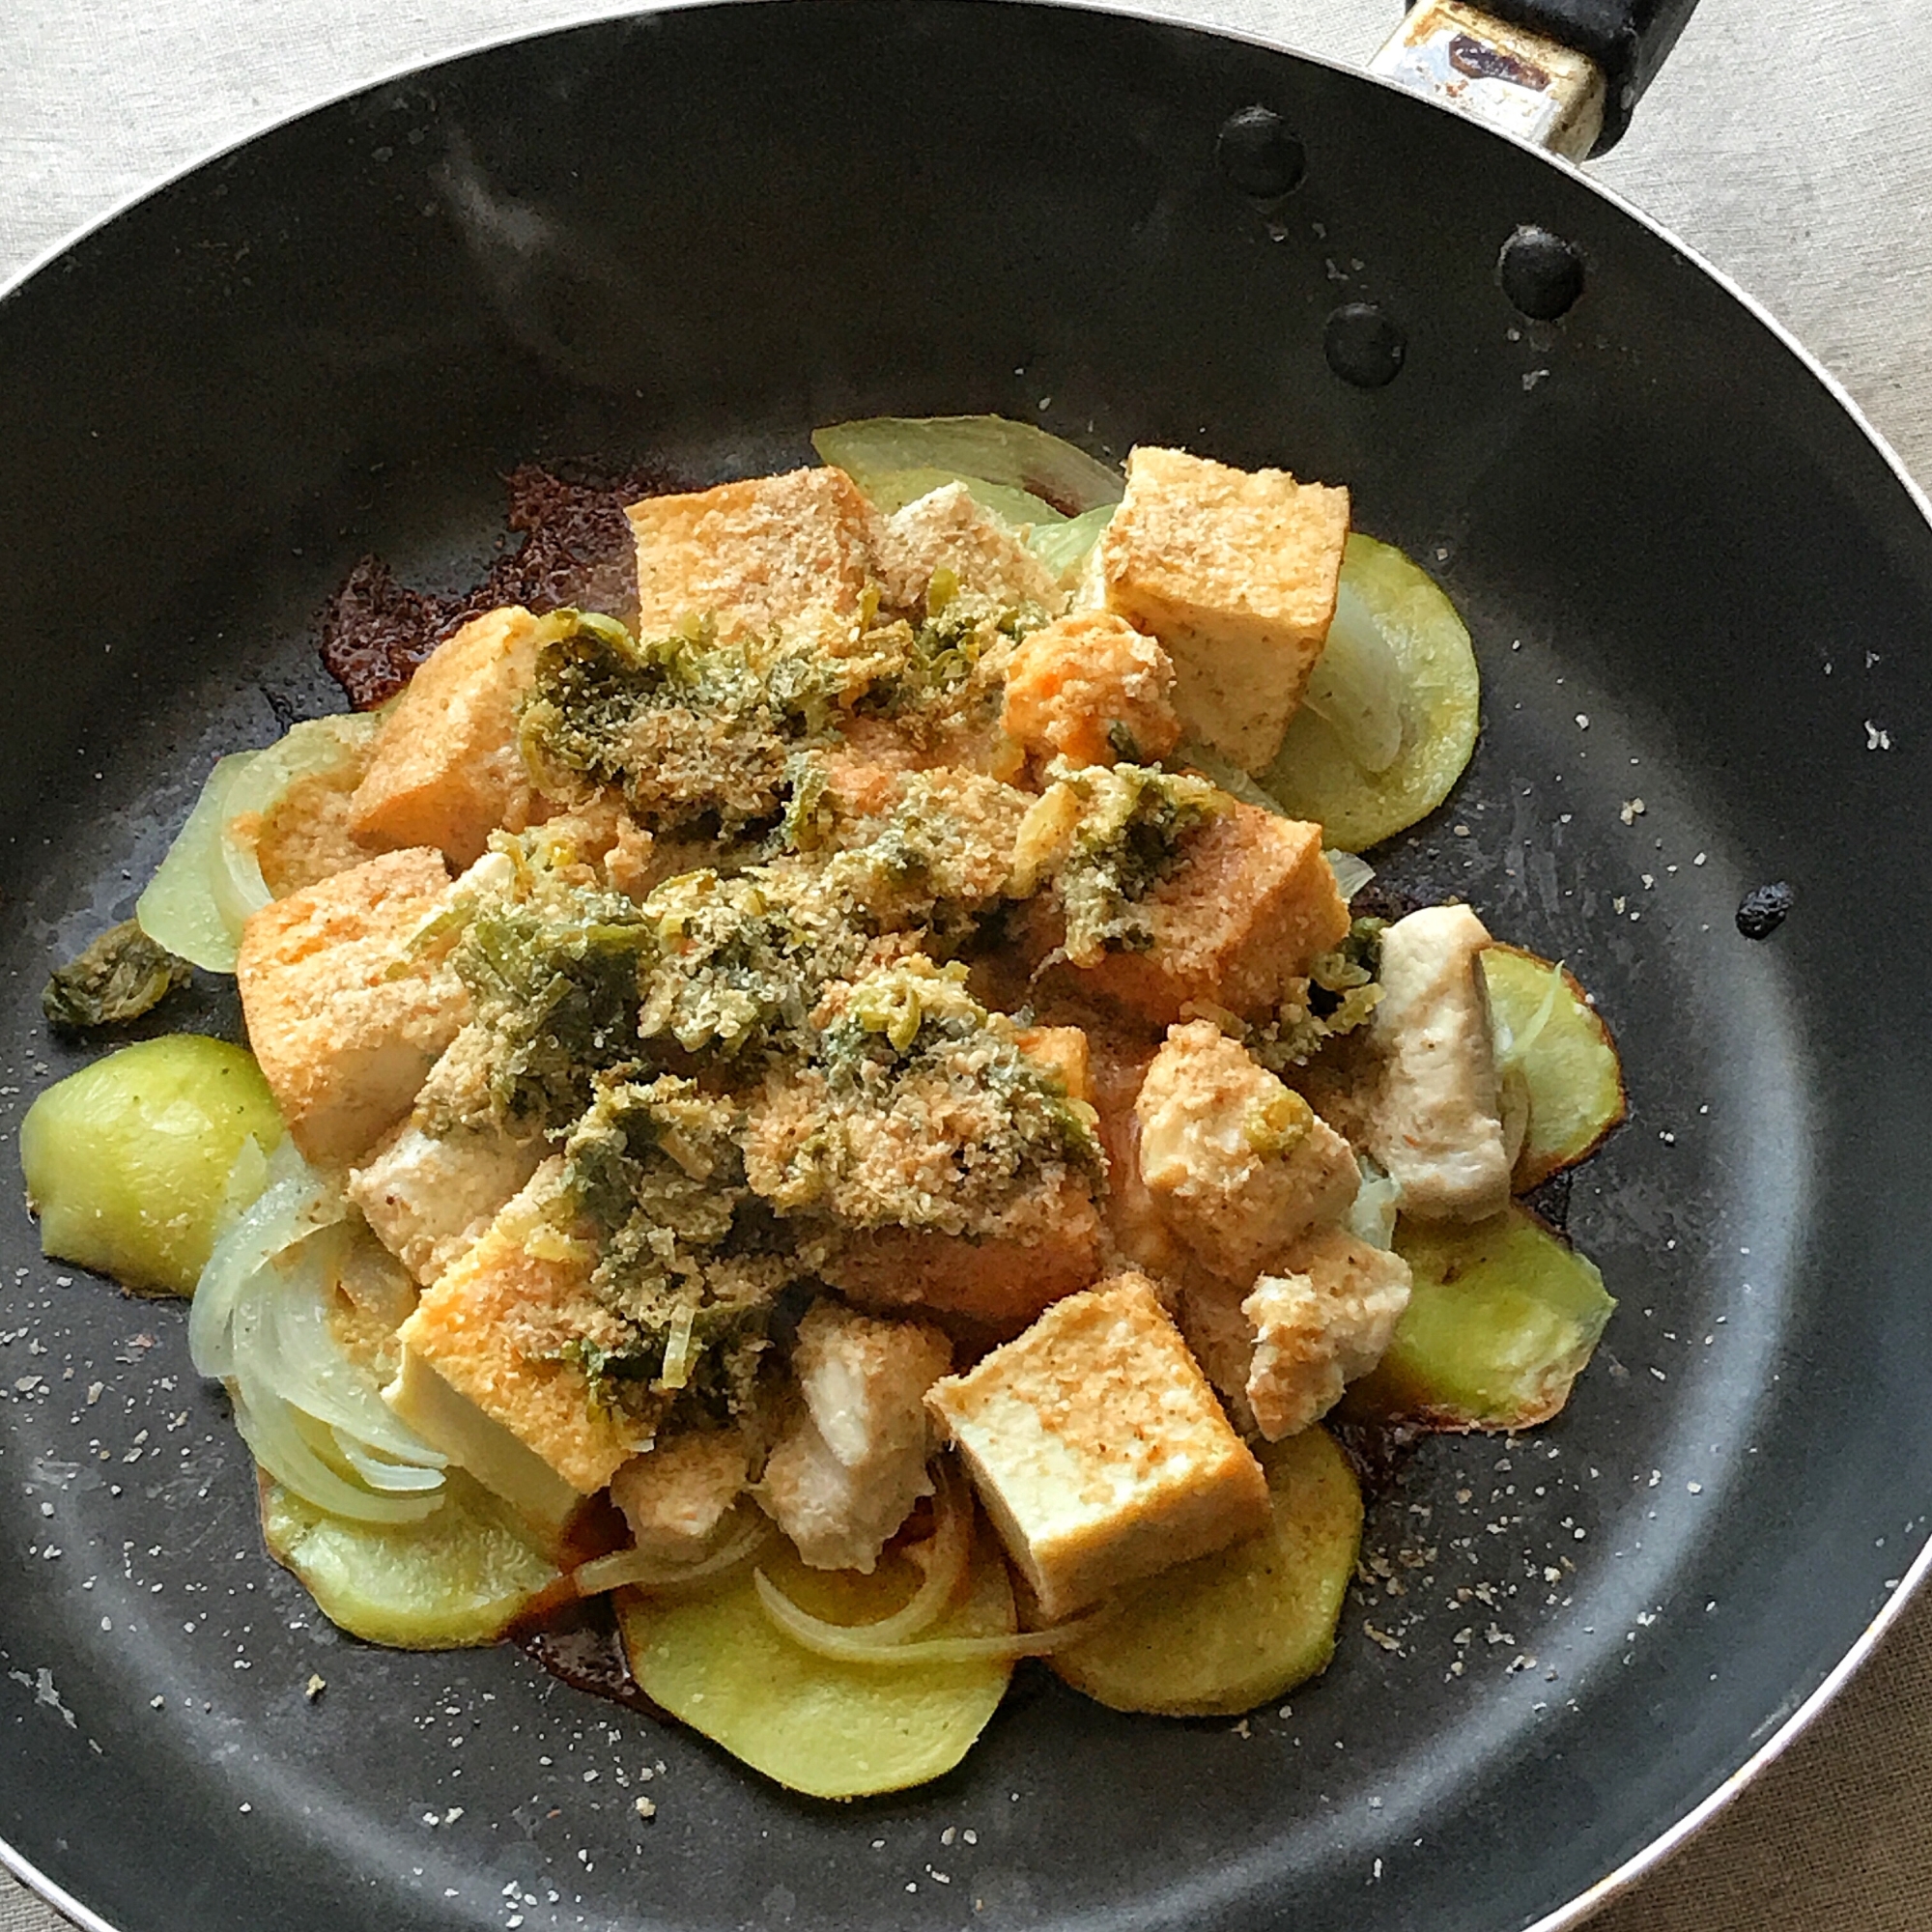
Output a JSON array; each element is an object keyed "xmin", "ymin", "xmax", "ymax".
[
  {"xmin": 1342, "ymin": 1208, "xmax": 1615, "ymax": 1431},
  {"xmin": 1484, "ymin": 945, "xmax": 1627, "ymax": 1189},
  {"xmin": 616, "ymin": 1517, "xmax": 1016, "ymax": 1799},
  {"xmin": 1261, "ymin": 533, "xmax": 1480, "ymax": 851},
  {"xmin": 261, "ymin": 1471, "xmax": 558, "ymax": 1648},
  {"xmin": 1048, "ymin": 1427, "xmax": 1361, "ymax": 1718},
  {"xmin": 20, "ymin": 1035, "xmax": 284, "ymax": 1295}
]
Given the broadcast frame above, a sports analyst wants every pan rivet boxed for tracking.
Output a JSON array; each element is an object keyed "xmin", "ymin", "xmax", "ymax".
[
  {"xmin": 1499, "ymin": 226, "xmax": 1586, "ymax": 321},
  {"xmin": 1324, "ymin": 303, "xmax": 1405, "ymax": 388},
  {"xmin": 1217, "ymin": 107, "xmax": 1306, "ymax": 199}
]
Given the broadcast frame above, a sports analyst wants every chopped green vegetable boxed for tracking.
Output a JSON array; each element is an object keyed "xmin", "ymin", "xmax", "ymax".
[
  {"xmin": 1263, "ymin": 534, "xmax": 1481, "ymax": 850},
  {"xmin": 1013, "ymin": 763, "xmax": 1224, "ymax": 967},
  {"xmin": 261, "ymin": 1470, "xmax": 558, "ymax": 1648},
  {"xmin": 615, "ymin": 1516, "xmax": 1016, "ymax": 1798},
  {"xmin": 1484, "ymin": 945, "xmax": 1627, "ymax": 1188},
  {"xmin": 812, "ymin": 414, "xmax": 1124, "ymax": 516},
  {"xmin": 20, "ymin": 1035, "xmax": 284, "ymax": 1295},
  {"xmin": 43, "ymin": 921, "xmax": 190, "ymax": 1030},
  {"xmin": 1342, "ymin": 1208, "xmax": 1615, "ymax": 1430},
  {"xmin": 1050, "ymin": 1425, "xmax": 1361, "ymax": 1716}
]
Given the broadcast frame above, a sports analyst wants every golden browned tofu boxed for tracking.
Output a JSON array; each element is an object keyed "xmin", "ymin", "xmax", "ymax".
[
  {"xmin": 817, "ymin": 1177, "xmax": 1105, "ymax": 1336},
  {"xmin": 392, "ymin": 1160, "xmax": 640, "ymax": 1497},
  {"xmin": 872, "ymin": 482, "xmax": 1060, "ymax": 612},
  {"xmin": 349, "ymin": 606, "xmax": 548, "ymax": 867},
  {"xmin": 1135, "ymin": 1021, "xmax": 1358, "ymax": 1281},
  {"xmin": 627, "ymin": 467, "xmax": 878, "ymax": 655},
  {"xmin": 252, "ymin": 718, "xmax": 383, "ymax": 896},
  {"xmin": 925, "ymin": 1273, "xmax": 1270, "ymax": 1619},
  {"xmin": 1099, "ymin": 446, "xmax": 1350, "ymax": 772},
  {"xmin": 1001, "ymin": 611, "xmax": 1181, "ymax": 770},
  {"xmin": 1046, "ymin": 803, "xmax": 1350, "ymax": 1025},
  {"xmin": 236, "ymin": 847, "xmax": 466, "ymax": 1164}
]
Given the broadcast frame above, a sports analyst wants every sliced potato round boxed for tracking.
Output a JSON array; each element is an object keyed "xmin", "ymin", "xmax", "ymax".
[
  {"xmin": 616, "ymin": 1517, "xmax": 1015, "ymax": 1799},
  {"xmin": 1048, "ymin": 1426, "xmax": 1361, "ymax": 1718},
  {"xmin": 20, "ymin": 1035, "xmax": 284, "ymax": 1295},
  {"xmin": 1343, "ymin": 1207, "xmax": 1615, "ymax": 1432},
  {"xmin": 1484, "ymin": 945, "xmax": 1627, "ymax": 1189},
  {"xmin": 261, "ymin": 1470, "xmax": 559, "ymax": 1649},
  {"xmin": 1262, "ymin": 533, "xmax": 1480, "ymax": 851}
]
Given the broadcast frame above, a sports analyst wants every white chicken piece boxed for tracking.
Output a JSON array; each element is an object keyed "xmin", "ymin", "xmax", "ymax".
[
  {"xmin": 347, "ymin": 1119, "xmax": 544, "ymax": 1287},
  {"xmin": 1242, "ymin": 1226, "xmax": 1411, "ymax": 1439},
  {"xmin": 1135, "ymin": 1020, "xmax": 1358, "ymax": 1281},
  {"xmin": 758, "ymin": 1299, "xmax": 952, "ymax": 1572},
  {"xmin": 1177, "ymin": 1224, "xmax": 1410, "ymax": 1441},
  {"xmin": 609, "ymin": 1431, "xmax": 751, "ymax": 1564},
  {"xmin": 1365, "ymin": 904, "xmax": 1513, "ymax": 1222}
]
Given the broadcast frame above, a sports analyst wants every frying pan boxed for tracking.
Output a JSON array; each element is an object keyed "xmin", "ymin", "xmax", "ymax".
[{"xmin": 2, "ymin": 3, "xmax": 1930, "ymax": 1929}]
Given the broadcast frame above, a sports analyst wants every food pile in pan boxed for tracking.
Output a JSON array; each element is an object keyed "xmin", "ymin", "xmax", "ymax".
[{"xmin": 21, "ymin": 417, "xmax": 1625, "ymax": 1796}]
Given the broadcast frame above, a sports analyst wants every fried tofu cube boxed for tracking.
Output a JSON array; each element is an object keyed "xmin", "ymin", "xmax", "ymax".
[
  {"xmin": 872, "ymin": 482, "xmax": 1061, "ymax": 613},
  {"xmin": 610, "ymin": 1430, "xmax": 751, "ymax": 1563},
  {"xmin": 1136, "ymin": 1022, "xmax": 1358, "ymax": 1281},
  {"xmin": 1001, "ymin": 611, "xmax": 1182, "ymax": 770},
  {"xmin": 627, "ymin": 466, "xmax": 879, "ymax": 655},
  {"xmin": 349, "ymin": 606, "xmax": 548, "ymax": 867},
  {"xmin": 819, "ymin": 1178, "xmax": 1105, "ymax": 1336},
  {"xmin": 925, "ymin": 1272, "xmax": 1269, "ymax": 1618},
  {"xmin": 236, "ymin": 847, "xmax": 466, "ymax": 1165},
  {"xmin": 1058, "ymin": 802, "xmax": 1350, "ymax": 1024},
  {"xmin": 1099, "ymin": 445, "xmax": 1350, "ymax": 772},
  {"xmin": 1366, "ymin": 904, "xmax": 1512, "ymax": 1222},
  {"xmin": 346, "ymin": 1118, "xmax": 545, "ymax": 1286},
  {"xmin": 389, "ymin": 1160, "xmax": 640, "ymax": 1507},
  {"xmin": 1242, "ymin": 1227, "xmax": 1411, "ymax": 1439},
  {"xmin": 759, "ymin": 1299, "xmax": 952, "ymax": 1572}
]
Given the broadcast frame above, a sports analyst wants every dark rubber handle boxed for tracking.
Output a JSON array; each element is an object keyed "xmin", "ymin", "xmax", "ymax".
[{"xmin": 1477, "ymin": 0, "xmax": 1702, "ymax": 151}]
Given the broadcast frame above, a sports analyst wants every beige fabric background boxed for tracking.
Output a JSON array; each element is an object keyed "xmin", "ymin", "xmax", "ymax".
[{"xmin": 3, "ymin": 1, "xmax": 1929, "ymax": 1927}]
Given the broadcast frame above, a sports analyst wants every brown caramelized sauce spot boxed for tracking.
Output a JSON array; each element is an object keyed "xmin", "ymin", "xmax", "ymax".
[
  {"xmin": 513, "ymin": 1595, "xmax": 668, "ymax": 1720},
  {"xmin": 319, "ymin": 460, "xmax": 700, "ymax": 709}
]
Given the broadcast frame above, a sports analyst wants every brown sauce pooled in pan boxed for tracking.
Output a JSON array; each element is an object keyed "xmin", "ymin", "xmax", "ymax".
[
  {"xmin": 512, "ymin": 1595, "xmax": 668, "ymax": 1720},
  {"xmin": 319, "ymin": 460, "xmax": 699, "ymax": 708}
]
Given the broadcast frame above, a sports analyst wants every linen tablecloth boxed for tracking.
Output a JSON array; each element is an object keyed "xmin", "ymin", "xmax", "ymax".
[{"xmin": 4, "ymin": 1, "xmax": 1929, "ymax": 1926}]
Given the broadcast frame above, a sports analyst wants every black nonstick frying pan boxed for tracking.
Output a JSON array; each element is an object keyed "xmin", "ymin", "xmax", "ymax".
[{"xmin": 3, "ymin": 4, "xmax": 1930, "ymax": 1929}]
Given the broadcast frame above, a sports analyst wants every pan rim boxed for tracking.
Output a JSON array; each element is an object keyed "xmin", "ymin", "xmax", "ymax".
[{"xmin": 1, "ymin": 5, "xmax": 1928, "ymax": 1930}]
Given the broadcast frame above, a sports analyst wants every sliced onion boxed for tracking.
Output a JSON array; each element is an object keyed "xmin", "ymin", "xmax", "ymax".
[
  {"xmin": 231, "ymin": 1381, "xmax": 438, "ymax": 1525},
  {"xmin": 135, "ymin": 752, "xmax": 258, "ymax": 972},
  {"xmin": 1028, "ymin": 502, "xmax": 1115, "ymax": 581},
  {"xmin": 1493, "ymin": 953, "xmax": 1566, "ymax": 1070},
  {"xmin": 752, "ymin": 1571, "xmax": 1113, "ymax": 1667},
  {"xmin": 1347, "ymin": 1155, "xmax": 1403, "ymax": 1251},
  {"xmin": 190, "ymin": 1140, "xmax": 446, "ymax": 1521},
  {"xmin": 136, "ymin": 715, "xmax": 379, "ymax": 975},
  {"xmin": 812, "ymin": 416, "xmax": 1124, "ymax": 516},
  {"xmin": 821, "ymin": 1462, "xmax": 974, "ymax": 1649},
  {"xmin": 1300, "ymin": 582, "xmax": 1406, "ymax": 774},
  {"xmin": 1325, "ymin": 849, "xmax": 1376, "ymax": 902},
  {"xmin": 574, "ymin": 1513, "xmax": 775, "ymax": 1597},
  {"xmin": 659, "ymin": 1303, "xmax": 696, "ymax": 1391}
]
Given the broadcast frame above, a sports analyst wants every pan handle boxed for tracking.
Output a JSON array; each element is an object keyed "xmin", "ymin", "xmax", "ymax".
[{"xmin": 1370, "ymin": 0, "xmax": 1699, "ymax": 158}]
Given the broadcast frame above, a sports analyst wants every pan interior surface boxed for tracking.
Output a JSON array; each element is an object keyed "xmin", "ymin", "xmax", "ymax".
[{"xmin": 0, "ymin": 7, "xmax": 1928, "ymax": 1931}]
